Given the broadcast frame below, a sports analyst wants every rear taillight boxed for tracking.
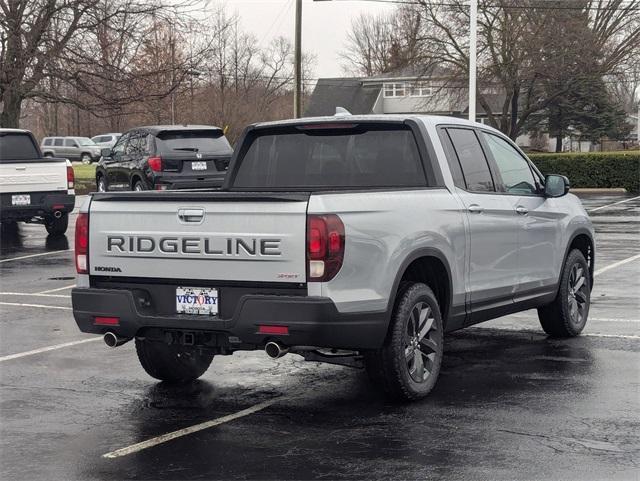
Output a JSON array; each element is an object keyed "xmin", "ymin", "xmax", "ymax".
[
  {"xmin": 148, "ymin": 156, "xmax": 162, "ymax": 172},
  {"xmin": 307, "ymin": 214, "xmax": 345, "ymax": 282},
  {"xmin": 75, "ymin": 213, "xmax": 89, "ymax": 274},
  {"xmin": 67, "ymin": 165, "xmax": 75, "ymax": 189}
]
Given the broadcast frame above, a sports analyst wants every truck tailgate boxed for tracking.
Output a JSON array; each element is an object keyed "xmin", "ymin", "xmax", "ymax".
[
  {"xmin": 88, "ymin": 192, "xmax": 309, "ymax": 284},
  {"xmin": 0, "ymin": 159, "xmax": 68, "ymax": 194}
]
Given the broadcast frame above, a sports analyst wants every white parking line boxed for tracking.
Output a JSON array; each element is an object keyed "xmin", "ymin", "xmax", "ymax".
[
  {"xmin": 0, "ymin": 249, "xmax": 71, "ymax": 264},
  {"xmin": 37, "ymin": 284, "xmax": 76, "ymax": 294},
  {"xmin": 0, "ymin": 292, "xmax": 70, "ymax": 298},
  {"xmin": 0, "ymin": 301, "xmax": 71, "ymax": 310},
  {"xmin": 0, "ymin": 337, "xmax": 102, "ymax": 362},
  {"xmin": 102, "ymin": 398, "xmax": 281, "ymax": 459},
  {"xmin": 588, "ymin": 195, "xmax": 640, "ymax": 213},
  {"xmin": 594, "ymin": 253, "xmax": 640, "ymax": 277}
]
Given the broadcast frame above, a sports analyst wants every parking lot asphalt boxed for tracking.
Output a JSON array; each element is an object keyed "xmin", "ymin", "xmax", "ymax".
[{"xmin": 1, "ymin": 193, "xmax": 638, "ymax": 481}]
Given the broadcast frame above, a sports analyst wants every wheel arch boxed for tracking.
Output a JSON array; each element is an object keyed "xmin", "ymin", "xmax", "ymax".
[
  {"xmin": 562, "ymin": 228, "xmax": 595, "ymax": 290},
  {"xmin": 386, "ymin": 248, "xmax": 453, "ymax": 330}
]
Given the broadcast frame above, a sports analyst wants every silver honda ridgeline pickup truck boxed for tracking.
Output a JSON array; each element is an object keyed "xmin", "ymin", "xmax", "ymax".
[{"xmin": 72, "ymin": 115, "xmax": 594, "ymax": 401}]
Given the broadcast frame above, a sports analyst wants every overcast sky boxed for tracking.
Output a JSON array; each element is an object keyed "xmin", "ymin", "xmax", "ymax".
[{"xmin": 206, "ymin": 0, "xmax": 395, "ymax": 78}]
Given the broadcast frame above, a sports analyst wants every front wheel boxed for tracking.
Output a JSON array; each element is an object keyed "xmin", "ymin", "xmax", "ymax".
[
  {"xmin": 96, "ymin": 175, "xmax": 107, "ymax": 192},
  {"xmin": 365, "ymin": 283, "xmax": 444, "ymax": 401},
  {"xmin": 44, "ymin": 213, "xmax": 69, "ymax": 236},
  {"xmin": 135, "ymin": 339, "xmax": 214, "ymax": 383},
  {"xmin": 81, "ymin": 153, "xmax": 92, "ymax": 164},
  {"xmin": 538, "ymin": 249, "xmax": 591, "ymax": 337}
]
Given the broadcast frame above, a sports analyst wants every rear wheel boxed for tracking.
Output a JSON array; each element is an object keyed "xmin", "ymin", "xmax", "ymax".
[
  {"xmin": 538, "ymin": 249, "xmax": 591, "ymax": 337},
  {"xmin": 135, "ymin": 339, "xmax": 214, "ymax": 383},
  {"xmin": 133, "ymin": 179, "xmax": 146, "ymax": 191},
  {"xmin": 365, "ymin": 282, "xmax": 444, "ymax": 401},
  {"xmin": 44, "ymin": 213, "xmax": 69, "ymax": 236}
]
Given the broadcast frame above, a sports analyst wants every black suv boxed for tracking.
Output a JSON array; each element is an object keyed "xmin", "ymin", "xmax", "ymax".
[{"xmin": 95, "ymin": 125, "xmax": 233, "ymax": 191}]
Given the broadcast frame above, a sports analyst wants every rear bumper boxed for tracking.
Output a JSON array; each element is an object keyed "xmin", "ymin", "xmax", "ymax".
[
  {"xmin": 1, "ymin": 192, "xmax": 75, "ymax": 221},
  {"xmin": 71, "ymin": 287, "xmax": 388, "ymax": 350}
]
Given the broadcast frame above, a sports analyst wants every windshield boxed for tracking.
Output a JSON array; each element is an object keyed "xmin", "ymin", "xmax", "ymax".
[
  {"xmin": 77, "ymin": 138, "xmax": 96, "ymax": 146},
  {"xmin": 232, "ymin": 124, "xmax": 426, "ymax": 190},
  {"xmin": 155, "ymin": 130, "xmax": 232, "ymax": 154}
]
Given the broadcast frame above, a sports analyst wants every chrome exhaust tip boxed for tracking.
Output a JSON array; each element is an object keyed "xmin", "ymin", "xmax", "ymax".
[
  {"xmin": 53, "ymin": 211, "xmax": 62, "ymax": 219},
  {"xmin": 265, "ymin": 341, "xmax": 289, "ymax": 359},
  {"xmin": 103, "ymin": 332, "xmax": 130, "ymax": 348}
]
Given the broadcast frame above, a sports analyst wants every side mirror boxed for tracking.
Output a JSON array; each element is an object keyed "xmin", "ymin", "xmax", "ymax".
[
  {"xmin": 544, "ymin": 174, "xmax": 570, "ymax": 198},
  {"xmin": 101, "ymin": 148, "xmax": 112, "ymax": 158}
]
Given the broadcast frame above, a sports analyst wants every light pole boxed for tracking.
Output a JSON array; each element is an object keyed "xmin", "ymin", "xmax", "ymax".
[
  {"xmin": 294, "ymin": 0, "xmax": 303, "ymax": 118},
  {"xmin": 469, "ymin": 0, "xmax": 477, "ymax": 122}
]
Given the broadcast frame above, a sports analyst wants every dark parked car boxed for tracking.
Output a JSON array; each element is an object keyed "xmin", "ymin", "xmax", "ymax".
[{"xmin": 95, "ymin": 125, "xmax": 233, "ymax": 192}]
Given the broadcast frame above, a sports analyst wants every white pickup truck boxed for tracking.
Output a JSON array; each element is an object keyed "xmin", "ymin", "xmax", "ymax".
[
  {"xmin": 72, "ymin": 115, "xmax": 594, "ymax": 400},
  {"xmin": 0, "ymin": 129, "xmax": 75, "ymax": 235}
]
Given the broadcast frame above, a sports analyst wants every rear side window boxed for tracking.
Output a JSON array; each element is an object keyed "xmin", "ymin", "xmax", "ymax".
[
  {"xmin": 155, "ymin": 130, "xmax": 232, "ymax": 154},
  {"xmin": 437, "ymin": 128, "xmax": 465, "ymax": 189},
  {"xmin": 54, "ymin": 138, "xmax": 64, "ymax": 146},
  {"xmin": 447, "ymin": 128, "xmax": 495, "ymax": 192},
  {"xmin": 0, "ymin": 133, "xmax": 40, "ymax": 161},
  {"xmin": 232, "ymin": 124, "xmax": 426, "ymax": 189}
]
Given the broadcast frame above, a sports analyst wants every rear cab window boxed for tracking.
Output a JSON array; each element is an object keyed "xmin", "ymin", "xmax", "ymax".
[
  {"xmin": 155, "ymin": 130, "xmax": 232, "ymax": 155},
  {"xmin": 231, "ymin": 123, "xmax": 428, "ymax": 190},
  {"xmin": 0, "ymin": 132, "xmax": 40, "ymax": 161}
]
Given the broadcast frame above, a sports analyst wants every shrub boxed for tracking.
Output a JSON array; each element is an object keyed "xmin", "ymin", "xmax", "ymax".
[{"xmin": 529, "ymin": 151, "xmax": 640, "ymax": 193}]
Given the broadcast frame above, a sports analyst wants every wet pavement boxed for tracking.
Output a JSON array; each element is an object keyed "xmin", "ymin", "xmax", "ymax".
[{"xmin": 1, "ymin": 193, "xmax": 638, "ymax": 480}]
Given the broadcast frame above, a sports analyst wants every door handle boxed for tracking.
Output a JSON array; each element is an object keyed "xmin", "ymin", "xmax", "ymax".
[
  {"xmin": 178, "ymin": 208, "xmax": 205, "ymax": 224},
  {"xmin": 467, "ymin": 204, "xmax": 484, "ymax": 214},
  {"xmin": 515, "ymin": 206, "xmax": 529, "ymax": 215},
  {"xmin": 15, "ymin": 166, "xmax": 26, "ymax": 171}
]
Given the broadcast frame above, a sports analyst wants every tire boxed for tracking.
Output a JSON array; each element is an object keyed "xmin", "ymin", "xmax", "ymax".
[
  {"xmin": 133, "ymin": 179, "xmax": 146, "ymax": 191},
  {"xmin": 96, "ymin": 175, "xmax": 107, "ymax": 192},
  {"xmin": 44, "ymin": 213, "xmax": 69, "ymax": 236},
  {"xmin": 135, "ymin": 339, "xmax": 214, "ymax": 383},
  {"xmin": 365, "ymin": 282, "xmax": 444, "ymax": 401},
  {"xmin": 81, "ymin": 153, "xmax": 92, "ymax": 164},
  {"xmin": 538, "ymin": 249, "xmax": 591, "ymax": 337},
  {"xmin": 44, "ymin": 153, "xmax": 53, "ymax": 158}
]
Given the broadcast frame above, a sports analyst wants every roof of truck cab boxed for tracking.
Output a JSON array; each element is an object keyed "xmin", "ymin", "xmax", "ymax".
[
  {"xmin": 252, "ymin": 114, "xmax": 499, "ymax": 132},
  {"xmin": 135, "ymin": 125, "xmax": 223, "ymax": 135}
]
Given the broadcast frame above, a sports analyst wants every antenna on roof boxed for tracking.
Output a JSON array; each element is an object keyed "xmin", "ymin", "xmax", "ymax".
[{"xmin": 335, "ymin": 107, "xmax": 352, "ymax": 117}]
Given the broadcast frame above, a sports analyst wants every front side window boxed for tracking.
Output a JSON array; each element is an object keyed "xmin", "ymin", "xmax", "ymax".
[
  {"xmin": 233, "ymin": 124, "xmax": 426, "ymax": 190},
  {"xmin": 111, "ymin": 133, "xmax": 128, "ymax": 156},
  {"xmin": 447, "ymin": 128, "xmax": 495, "ymax": 192},
  {"xmin": 383, "ymin": 83, "xmax": 406, "ymax": 98},
  {"xmin": 64, "ymin": 139, "xmax": 77, "ymax": 147},
  {"xmin": 481, "ymin": 132, "xmax": 537, "ymax": 195}
]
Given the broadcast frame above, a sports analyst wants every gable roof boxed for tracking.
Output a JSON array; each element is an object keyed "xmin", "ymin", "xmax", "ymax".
[{"xmin": 303, "ymin": 78, "xmax": 380, "ymax": 117}]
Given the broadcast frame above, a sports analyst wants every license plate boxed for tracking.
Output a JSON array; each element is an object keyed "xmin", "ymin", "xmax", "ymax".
[
  {"xmin": 192, "ymin": 161, "xmax": 207, "ymax": 171},
  {"xmin": 176, "ymin": 287, "xmax": 218, "ymax": 315},
  {"xmin": 11, "ymin": 194, "xmax": 30, "ymax": 206}
]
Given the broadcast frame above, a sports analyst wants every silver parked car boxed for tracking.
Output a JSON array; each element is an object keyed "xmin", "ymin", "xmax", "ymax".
[
  {"xmin": 41, "ymin": 136, "xmax": 102, "ymax": 163},
  {"xmin": 91, "ymin": 133, "xmax": 121, "ymax": 149}
]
